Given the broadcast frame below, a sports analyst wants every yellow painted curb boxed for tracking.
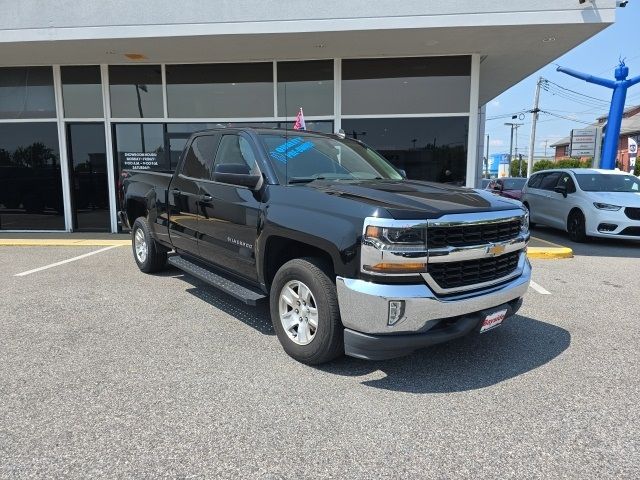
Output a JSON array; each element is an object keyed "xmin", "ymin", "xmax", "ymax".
[
  {"xmin": 0, "ymin": 239, "xmax": 131, "ymax": 246},
  {"xmin": 527, "ymin": 247, "xmax": 573, "ymax": 259}
]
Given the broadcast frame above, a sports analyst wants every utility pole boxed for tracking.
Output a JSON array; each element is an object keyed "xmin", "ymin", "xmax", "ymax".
[
  {"xmin": 505, "ymin": 122, "xmax": 523, "ymax": 176},
  {"xmin": 527, "ymin": 77, "xmax": 543, "ymax": 176},
  {"xmin": 485, "ymin": 134, "xmax": 490, "ymax": 178}
]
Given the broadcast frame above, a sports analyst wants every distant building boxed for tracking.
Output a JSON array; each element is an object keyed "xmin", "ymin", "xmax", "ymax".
[{"xmin": 552, "ymin": 105, "xmax": 640, "ymax": 170}]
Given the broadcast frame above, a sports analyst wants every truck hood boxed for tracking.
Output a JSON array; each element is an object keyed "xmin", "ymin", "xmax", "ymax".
[{"xmin": 301, "ymin": 179, "xmax": 523, "ymax": 219}]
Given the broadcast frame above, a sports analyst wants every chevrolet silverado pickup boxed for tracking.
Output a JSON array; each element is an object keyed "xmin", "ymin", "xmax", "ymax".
[{"xmin": 119, "ymin": 128, "xmax": 531, "ymax": 364}]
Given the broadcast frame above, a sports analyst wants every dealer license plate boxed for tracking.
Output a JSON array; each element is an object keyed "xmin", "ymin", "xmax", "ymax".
[{"xmin": 480, "ymin": 309, "xmax": 508, "ymax": 333}]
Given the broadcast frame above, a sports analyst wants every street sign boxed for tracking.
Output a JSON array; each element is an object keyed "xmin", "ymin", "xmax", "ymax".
[{"xmin": 570, "ymin": 128, "xmax": 597, "ymax": 157}]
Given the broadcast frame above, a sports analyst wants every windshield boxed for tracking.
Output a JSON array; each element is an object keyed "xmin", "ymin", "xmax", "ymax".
[
  {"xmin": 574, "ymin": 173, "xmax": 640, "ymax": 192},
  {"xmin": 503, "ymin": 178, "xmax": 527, "ymax": 190},
  {"xmin": 259, "ymin": 133, "xmax": 403, "ymax": 184}
]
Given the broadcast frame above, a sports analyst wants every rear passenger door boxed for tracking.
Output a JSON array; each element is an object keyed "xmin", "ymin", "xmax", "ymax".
[
  {"xmin": 524, "ymin": 173, "xmax": 545, "ymax": 224},
  {"xmin": 197, "ymin": 133, "xmax": 263, "ymax": 282},
  {"xmin": 535, "ymin": 172, "xmax": 562, "ymax": 226}
]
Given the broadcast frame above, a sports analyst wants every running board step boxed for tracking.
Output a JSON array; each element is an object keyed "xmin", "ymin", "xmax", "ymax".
[{"xmin": 168, "ymin": 255, "xmax": 267, "ymax": 306}]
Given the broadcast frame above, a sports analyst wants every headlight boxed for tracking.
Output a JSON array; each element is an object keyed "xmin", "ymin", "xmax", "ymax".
[
  {"xmin": 593, "ymin": 202, "xmax": 622, "ymax": 211},
  {"xmin": 361, "ymin": 218, "xmax": 427, "ymax": 275},
  {"xmin": 364, "ymin": 225, "xmax": 426, "ymax": 249}
]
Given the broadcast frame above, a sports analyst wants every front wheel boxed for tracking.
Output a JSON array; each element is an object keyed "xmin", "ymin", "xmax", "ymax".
[
  {"xmin": 270, "ymin": 258, "xmax": 344, "ymax": 365},
  {"xmin": 567, "ymin": 210, "xmax": 588, "ymax": 243},
  {"xmin": 132, "ymin": 217, "xmax": 167, "ymax": 273}
]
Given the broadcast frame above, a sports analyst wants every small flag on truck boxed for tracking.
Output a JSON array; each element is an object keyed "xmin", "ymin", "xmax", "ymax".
[{"xmin": 293, "ymin": 108, "xmax": 306, "ymax": 131}]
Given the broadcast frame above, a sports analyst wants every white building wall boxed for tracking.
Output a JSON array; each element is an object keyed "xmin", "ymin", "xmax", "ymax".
[{"xmin": 0, "ymin": 0, "xmax": 616, "ymax": 41}]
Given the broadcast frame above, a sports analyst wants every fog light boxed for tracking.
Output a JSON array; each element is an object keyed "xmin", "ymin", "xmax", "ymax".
[
  {"xmin": 598, "ymin": 223, "xmax": 618, "ymax": 232},
  {"xmin": 388, "ymin": 300, "xmax": 405, "ymax": 326}
]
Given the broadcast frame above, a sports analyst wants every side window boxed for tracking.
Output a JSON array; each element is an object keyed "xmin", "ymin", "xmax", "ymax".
[
  {"xmin": 557, "ymin": 173, "xmax": 576, "ymax": 193},
  {"xmin": 527, "ymin": 174, "xmax": 542, "ymax": 189},
  {"xmin": 213, "ymin": 135, "xmax": 259, "ymax": 177},
  {"xmin": 181, "ymin": 135, "xmax": 217, "ymax": 179},
  {"xmin": 539, "ymin": 172, "xmax": 561, "ymax": 191}
]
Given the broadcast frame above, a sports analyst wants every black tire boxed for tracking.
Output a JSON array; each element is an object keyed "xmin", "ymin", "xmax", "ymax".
[
  {"xmin": 132, "ymin": 217, "xmax": 167, "ymax": 273},
  {"xmin": 523, "ymin": 202, "xmax": 536, "ymax": 229},
  {"xmin": 270, "ymin": 257, "xmax": 344, "ymax": 365},
  {"xmin": 567, "ymin": 210, "xmax": 588, "ymax": 243}
]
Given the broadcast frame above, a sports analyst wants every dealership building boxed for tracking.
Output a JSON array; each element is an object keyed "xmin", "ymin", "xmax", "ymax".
[{"xmin": 0, "ymin": 1, "xmax": 617, "ymax": 232}]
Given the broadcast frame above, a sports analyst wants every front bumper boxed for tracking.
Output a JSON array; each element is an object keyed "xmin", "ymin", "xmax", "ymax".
[
  {"xmin": 586, "ymin": 209, "xmax": 640, "ymax": 240},
  {"xmin": 336, "ymin": 255, "xmax": 531, "ymax": 359}
]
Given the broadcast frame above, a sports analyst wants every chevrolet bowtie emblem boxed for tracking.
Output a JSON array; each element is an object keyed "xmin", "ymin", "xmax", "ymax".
[{"xmin": 487, "ymin": 244, "xmax": 506, "ymax": 256}]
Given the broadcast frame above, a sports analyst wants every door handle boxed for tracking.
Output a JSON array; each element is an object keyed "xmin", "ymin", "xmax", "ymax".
[
  {"xmin": 171, "ymin": 188, "xmax": 181, "ymax": 195},
  {"xmin": 200, "ymin": 194, "xmax": 213, "ymax": 203}
]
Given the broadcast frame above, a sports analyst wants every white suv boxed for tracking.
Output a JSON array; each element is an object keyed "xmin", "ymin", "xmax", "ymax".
[{"xmin": 521, "ymin": 168, "xmax": 640, "ymax": 242}]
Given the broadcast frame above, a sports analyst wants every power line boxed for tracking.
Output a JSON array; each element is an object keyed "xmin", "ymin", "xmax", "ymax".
[{"xmin": 539, "ymin": 110, "xmax": 595, "ymax": 125}]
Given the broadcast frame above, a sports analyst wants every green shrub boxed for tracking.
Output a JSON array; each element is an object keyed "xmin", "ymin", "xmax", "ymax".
[
  {"xmin": 509, "ymin": 158, "xmax": 527, "ymax": 177},
  {"xmin": 532, "ymin": 158, "xmax": 592, "ymax": 173},
  {"xmin": 532, "ymin": 160, "xmax": 556, "ymax": 172}
]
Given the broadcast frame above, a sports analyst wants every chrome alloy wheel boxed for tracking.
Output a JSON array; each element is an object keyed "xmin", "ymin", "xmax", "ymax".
[
  {"xmin": 134, "ymin": 227, "xmax": 148, "ymax": 264},
  {"xmin": 278, "ymin": 280, "xmax": 318, "ymax": 345}
]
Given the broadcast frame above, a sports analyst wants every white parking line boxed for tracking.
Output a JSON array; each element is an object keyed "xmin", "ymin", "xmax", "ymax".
[
  {"xmin": 530, "ymin": 280, "xmax": 551, "ymax": 295},
  {"xmin": 14, "ymin": 245, "xmax": 122, "ymax": 277}
]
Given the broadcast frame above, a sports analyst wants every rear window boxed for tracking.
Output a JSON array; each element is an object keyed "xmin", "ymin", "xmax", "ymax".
[
  {"xmin": 527, "ymin": 174, "xmax": 543, "ymax": 189},
  {"xmin": 503, "ymin": 178, "xmax": 526, "ymax": 190}
]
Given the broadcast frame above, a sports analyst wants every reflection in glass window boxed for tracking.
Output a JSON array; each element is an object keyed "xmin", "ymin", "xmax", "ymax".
[
  {"xmin": 109, "ymin": 65, "xmax": 163, "ymax": 118},
  {"xmin": 61, "ymin": 66, "xmax": 104, "ymax": 118},
  {"xmin": 0, "ymin": 123, "xmax": 64, "ymax": 230},
  {"xmin": 166, "ymin": 63, "xmax": 273, "ymax": 118},
  {"xmin": 0, "ymin": 67, "xmax": 56, "ymax": 119},
  {"xmin": 113, "ymin": 123, "xmax": 167, "ymax": 172},
  {"xmin": 277, "ymin": 60, "xmax": 333, "ymax": 117},
  {"xmin": 342, "ymin": 56, "xmax": 471, "ymax": 115},
  {"xmin": 342, "ymin": 117, "xmax": 469, "ymax": 184}
]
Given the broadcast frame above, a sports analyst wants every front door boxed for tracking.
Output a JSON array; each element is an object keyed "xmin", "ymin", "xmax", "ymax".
[
  {"xmin": 66, "ymin": 123, "xmax": 110, "ymax": 231},
  {"xmin": 198, "ymin": 133, "xmax": 263, "ymax": 282}
]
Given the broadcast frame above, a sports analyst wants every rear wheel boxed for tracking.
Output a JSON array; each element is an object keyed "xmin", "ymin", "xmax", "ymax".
[
  {"xmin": 132, "ymin": 217, "xmax": 167, "ymax": 273},
  {"xmin": 270, "ymin": 257, "xmax": 343, "ymax": 365},
  {"xmin": 567, "ymin": 210, "xmax": 587, "ymax": 243},
  {"xmin": 523, "ymin": 202, "xmax": 536, "ymax": 229}
]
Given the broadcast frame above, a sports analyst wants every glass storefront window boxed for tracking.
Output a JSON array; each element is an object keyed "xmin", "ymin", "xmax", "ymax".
[
  {"xmin": 0, "ymin": 123, "xmax": 64, "ymax": 230},
  {"xmin": 0, "ymin": 67, "xmax": 56, "ymax": 119},
  {"xmin": 66, "ymin": 123, "xmax": 110, "ymax": 231},
  {"xmin": 341, "ymin": 117, "xmax": 469, "ymax": 184},
  {"xmin": 113, "ymin": 123, "xmax": 167, "ymax": 172},
  {"xmin": 342, "ymin": 56, "xmax": 471, "ymax": 115},
  {"xmin": 61, "ymin": 66, "xmax": 104, "ymax": 118},
  {"xmin": 109, "ymin": 65, "xmax": 163, "ymax": 118},
  {"xmin": 166, "ymin": 63, "xmax": 273, "ymax": 118},
  {"xmin": 277, "ymin": 60, "xmax": 333, "ymax": 117}
]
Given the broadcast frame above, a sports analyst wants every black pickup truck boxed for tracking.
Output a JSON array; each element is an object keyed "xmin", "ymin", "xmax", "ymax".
[{"xmin": 119, "ymin": 128, "xmax": 531, "ymax": 364}]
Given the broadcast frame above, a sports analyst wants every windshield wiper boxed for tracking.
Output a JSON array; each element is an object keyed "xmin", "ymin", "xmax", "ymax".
[{"xmin": 288, "ymin": 177, "xmax": 326, "ymax": 184}]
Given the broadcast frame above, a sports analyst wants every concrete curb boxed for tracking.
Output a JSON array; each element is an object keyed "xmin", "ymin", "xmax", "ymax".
[
  {"xmin": 527, "ymin": 247, "xmax": 574, "ymax": 259},
  {"xmin": 0, "ymin": 239, "xmax": 131, "ymax": 247}
]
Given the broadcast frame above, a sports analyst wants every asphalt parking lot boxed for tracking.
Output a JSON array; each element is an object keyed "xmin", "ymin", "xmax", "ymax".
[{"xmin": 1, "ymin": 236, "xmax": 639, "ymax": 479}]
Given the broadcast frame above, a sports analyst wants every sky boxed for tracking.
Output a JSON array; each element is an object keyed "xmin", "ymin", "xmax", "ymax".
[{"xmin": 485, "ymin": 0, "xmax": 640, "ymax": 159}]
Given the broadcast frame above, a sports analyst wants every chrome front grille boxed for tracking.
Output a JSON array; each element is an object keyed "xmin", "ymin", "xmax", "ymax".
[
  {"xmin": 422, "ymin": 209, "xmax": 529, "ymax": 295},
  {"xmin": 427, "ymin": 219, "xmax": 522, "ymax": 249},
  {"xmin": 427, "ymin": 252, "xmax": 521, "ymax": 290}
]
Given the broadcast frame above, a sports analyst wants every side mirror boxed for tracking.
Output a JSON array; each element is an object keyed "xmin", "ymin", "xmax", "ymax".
[
  {"xmin": 554, "ymin": 185, "xmax": 568, "ymax": 198},
  {"xmin": 396, "ymin": 168, "xmax": 407, "ymax": 179},
  {"xmin": 213, "ymin": 164, "xmax": 261, "ymax": 189}
]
